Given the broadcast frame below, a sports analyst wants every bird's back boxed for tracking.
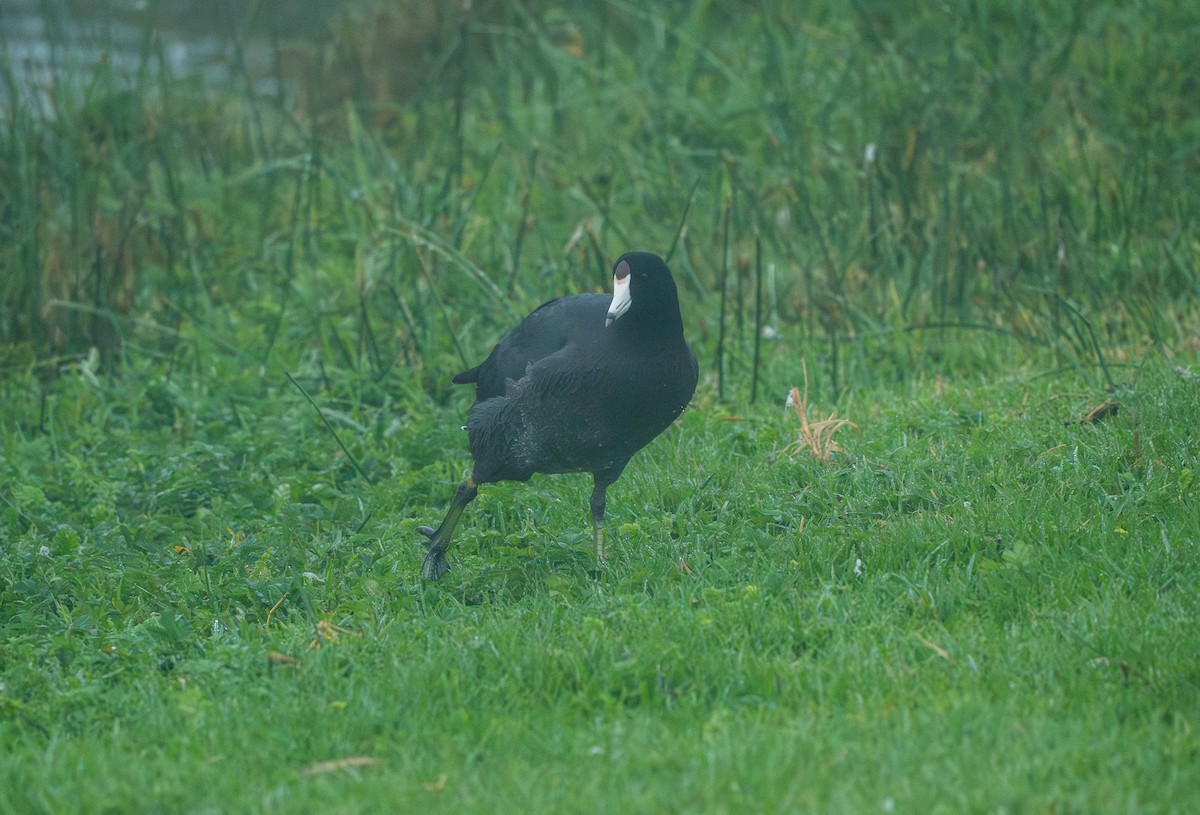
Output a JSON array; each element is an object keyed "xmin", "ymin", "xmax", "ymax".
[
  {"xmin": 452, "ymin": 293, "xmax": 611, "ymax": 402},
  {"xmin": 457, "ymin": 292, "xmax": 695, "ymax": 485}
]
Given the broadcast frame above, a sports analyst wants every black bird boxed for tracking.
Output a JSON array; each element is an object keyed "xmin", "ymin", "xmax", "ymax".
[{"xmin": 418, "ymin": 251, "xmax": 698, "ymax": 579}]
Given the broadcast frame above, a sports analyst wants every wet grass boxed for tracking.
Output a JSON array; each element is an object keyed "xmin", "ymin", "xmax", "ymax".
[
  {"xmin": 2, "ymin": 350, "xmax": 1197, "ymax": 813},
  {"xmin": 1, "ymin": 0, "xmax": 1199, "ymax": 812}
]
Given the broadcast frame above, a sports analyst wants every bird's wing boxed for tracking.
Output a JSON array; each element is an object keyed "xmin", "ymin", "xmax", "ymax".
[{"xmin": 455, "ymin": 295, "xmax": 608, "ymax": 399}]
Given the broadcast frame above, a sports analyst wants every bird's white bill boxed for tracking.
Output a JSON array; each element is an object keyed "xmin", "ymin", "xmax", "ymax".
[{"xmin": 606, "ymin": 269, "xmax": 632, "ymax": 326}]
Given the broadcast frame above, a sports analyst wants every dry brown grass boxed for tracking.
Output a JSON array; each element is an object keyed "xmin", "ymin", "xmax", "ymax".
[{"xmin": 786, "ymin": 360, "xmax": 858, "ymax": 463}]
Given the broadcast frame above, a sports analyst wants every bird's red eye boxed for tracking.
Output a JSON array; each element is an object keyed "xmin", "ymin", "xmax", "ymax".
[{"xmin": 615, "ymin": 260, "xmax": 631, "ymax": 280}]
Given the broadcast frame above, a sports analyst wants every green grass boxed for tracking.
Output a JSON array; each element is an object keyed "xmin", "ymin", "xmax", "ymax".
[
  {"xmin": 2, "ymin": 0, "xmax": 1200, "ymax": 812},
  {"xmin": 2, "ymin": 352, "xmax": 1197, "ymax": 813}
]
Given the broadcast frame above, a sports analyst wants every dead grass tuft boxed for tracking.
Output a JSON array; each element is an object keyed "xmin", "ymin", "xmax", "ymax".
[{"xmin": 786, "ymin": 360, "xmax": 859, "ymax": 463}]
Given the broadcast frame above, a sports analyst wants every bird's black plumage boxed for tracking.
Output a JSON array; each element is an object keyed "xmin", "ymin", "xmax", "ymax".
[{"xmin": 418, "ymin": 251, "xmax": 698, "ymax": 579}]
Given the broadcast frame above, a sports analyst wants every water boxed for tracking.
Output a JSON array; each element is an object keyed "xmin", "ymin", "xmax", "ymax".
[{"xmin": 0, "ymin": 0, "xmax": 340, "ymax": 106}]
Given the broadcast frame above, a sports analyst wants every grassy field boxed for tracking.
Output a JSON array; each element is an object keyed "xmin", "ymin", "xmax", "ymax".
[{"xmin": 2, "ymin": 1, "xmax": 1199, "ymax": 812}]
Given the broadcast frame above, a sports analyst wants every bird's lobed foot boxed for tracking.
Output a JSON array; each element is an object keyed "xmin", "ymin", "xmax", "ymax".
[
  {"xmin": 418, "ymin": 525, "xmax": 451, "ymax": 580},
  {"xmin": 421, "ymin": 547, "xmax": 450, "ymax": 580}
]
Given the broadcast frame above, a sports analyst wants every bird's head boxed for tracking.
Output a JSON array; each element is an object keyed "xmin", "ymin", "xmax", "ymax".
[{"xmin": 605, "ymin": 252, "xmax": 677, "ymax": 328}]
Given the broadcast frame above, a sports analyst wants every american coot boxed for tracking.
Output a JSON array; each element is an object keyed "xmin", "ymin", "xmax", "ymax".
[{"xmin": 418, "ymin": 251, "xmax": 699, "ymax": 579}]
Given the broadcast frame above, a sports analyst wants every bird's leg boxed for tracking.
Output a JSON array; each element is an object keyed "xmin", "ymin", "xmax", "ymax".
[
  {"xmin": 417, "ymin": 476, "xmax": 478, "ymax": 580},
  {"xmin": 589, "ymin": 464, "xmax": 625, "ymax": 564},
  {"xmin": 589, "ymin": 481, "xmax": 607, "ymax": 563}
]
